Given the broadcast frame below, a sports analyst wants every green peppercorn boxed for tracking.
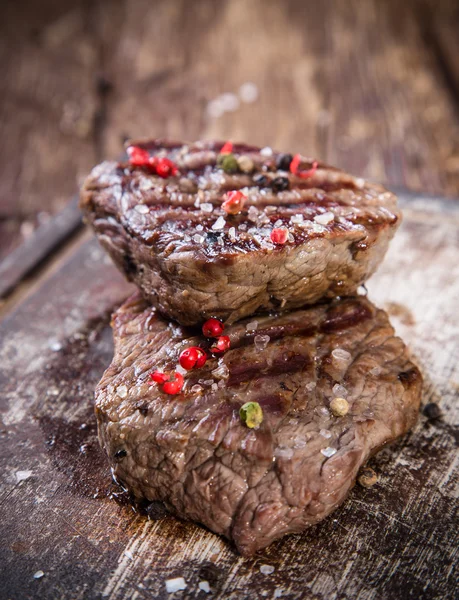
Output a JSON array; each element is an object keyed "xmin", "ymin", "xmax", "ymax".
[
  {"xmin": 239, "ymin": 401, "xmax": 263, "ymax": 429},
  {"xmin": 218, "ymin": 153, "xmax": 239, "ymax": 174}
]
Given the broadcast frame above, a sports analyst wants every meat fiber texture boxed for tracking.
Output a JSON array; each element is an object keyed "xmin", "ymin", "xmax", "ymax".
[
  {"xmin": 80, "ymin": 140, "xmax": 401, "ymax": 326},
  {"xmin": 95, "ymin": 294, "xmax": 422, "ymax": 556}
]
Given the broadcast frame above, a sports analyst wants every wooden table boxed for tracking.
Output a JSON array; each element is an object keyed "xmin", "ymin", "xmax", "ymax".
[{"xmin": 1, "ymin": 1, "xmax": 458, "ymax": 598}]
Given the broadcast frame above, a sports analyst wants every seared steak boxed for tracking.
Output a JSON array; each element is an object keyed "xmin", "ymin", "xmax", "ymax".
[
  {"xmin": 80, "ymin": 140, "xmax": 401, "ymax": 325},
  {"xmin": 95, "ymin": 293, "xmax": 421, "ymax": 555}
]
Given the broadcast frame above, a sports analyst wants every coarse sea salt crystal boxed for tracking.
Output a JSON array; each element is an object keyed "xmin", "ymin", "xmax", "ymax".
[
  {"xmin": 211, "ymin": 383, "xmax": 218, "ymax": 392},
  {"xmin": 314, "ymin": 212, "xmax": 334, "ymax": 225},
  {"xmin": 16, "ymin": 470, "xmax": 33, "ymax": 482},
  {"xmin": 305, "ymin": 382, "xmax": 316, "ymax": 391},
  {"xmin": 199, "ymin": 580, "xmax": 211, "ymax": 593},
  {"xmin": 191, "ymin": 384, "xmax": 203, "ymax": 394},
  {"xmin": 321, "ymin": 447, "xmax": 337, "ymax": 458},
  {"xmin": 212, "ymin": 216, "xmax": 226, "ymax": 230},
  {"xmin": 193, "ymin": 234, "xmax": 205, "ymax": 243},
  {"xmin": 333, "ymin": 383, "xmax": 348, "ymax": 398},
  {"xmin": 274, "ymin": 219, "xmax": 283, "ymax": 228},
  {"xmin": 290, "ymin": 214, "xmax": 304, "ymax": 224},
  {"xmin": 200, "ymin": 202, "xmax": 213, "ymax": 213},
  {"xmin": 274, "ymin": 588, "xmax": 284, "ymax": 598},
  {"xmin": 134, "ymin": 204, "xmax": 149, "ymax": 214},
  {"xmin": 260, "ymin": 147, "xmax": 273, "ymax": 157},
  {"xmin": 49, "ymin": 340, "xmax": 62, "ymax": 352},
  {"xmin": 260, "ymin": 564, "xmax": 275, "ymax": 575},
  {"xmin": 33, "ymin": 571, "xmax": 44, "ymax": 580},
  {"xmin": 246, "ymin": 320, "xmax": 259, "ymax": 332},
  {"xmin": 116, "ymin": 385, "xmax": 128, "ymax": 398},
  {"xmin": 228, "ymin": 227, "xmax": 236, "ymax": 241},
  {"xmin": 196, "ymin": 224, "xmax": 204, "ymax": 231},
  {"xmin": 332, "ymin": 348, "xmax": 351, "ymax": 362},
  {"xmin": 165, "ymin": 577, "xmax": 187, "ymax": 593},
  {"xmin": 212, "ymin": 364, "xmax": 229, "ymax": 379},
  {"xmin": 320, "ymin": 429, "xmax": 332, "ymax": 439},
  {"xmin": 254, "ymin": 334, "xmax": 270, "ymax": 351}
]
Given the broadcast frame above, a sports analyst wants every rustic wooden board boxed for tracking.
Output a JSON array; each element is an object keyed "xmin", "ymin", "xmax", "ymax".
[{"xmin": 1, "ymin": 192, "xmax": 458, "ymax": 600}]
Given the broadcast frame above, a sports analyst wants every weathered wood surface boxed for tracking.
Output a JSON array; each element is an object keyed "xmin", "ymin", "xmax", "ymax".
[
  {"xmin": 1, "ymin": 0, "xmax": 459, "ymax": 261},
  {"xmin": 0, "ymin": 191, "xmax": 458, "ymax": 600}
]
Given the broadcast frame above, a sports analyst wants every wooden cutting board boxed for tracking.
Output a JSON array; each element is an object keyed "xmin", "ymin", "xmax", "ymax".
[{"xmin": 1, "ymin": 191, "xmax": 458, "ymax": 600}]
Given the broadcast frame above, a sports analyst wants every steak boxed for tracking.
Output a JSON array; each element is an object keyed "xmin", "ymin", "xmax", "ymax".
[
  {"xmin": 95, "ymin": 293, "xmax": 422, "ymax": 556},
  {"xmin": 80, "ymin": 139, "xmax": 401, "ymax": 326}
]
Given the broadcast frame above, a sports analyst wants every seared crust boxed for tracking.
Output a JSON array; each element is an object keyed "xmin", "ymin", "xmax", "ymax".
[
  {"xmin": 95, "ymin": 294, "xmax": 422, "ymax": 555},
  {"xmin": 80, "ymin": 140, "xmax": 401, "ymax": 325}
]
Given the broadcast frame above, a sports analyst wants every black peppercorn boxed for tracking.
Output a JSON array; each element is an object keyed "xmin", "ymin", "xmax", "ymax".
[
  {"xmin": 423, "ymin": 403, "xmax": 442, "ymax": 420},
  {"xmin": 276, "ymin": 153, "xmax": 293, "ymax": 171},
  {"xmin": 253, "ymin": 173, "xmax": 269, "ymax": 188},
  {"xmin": 271, "ymin": 176, "xmax": 290, "ymax": 192}
]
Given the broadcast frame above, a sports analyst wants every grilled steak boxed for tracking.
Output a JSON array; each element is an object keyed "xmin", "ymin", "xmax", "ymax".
[
  {"xmin": 80, "ymin": 140, "xmax": 401, "ymax": 326},
  {"xmin": 96, "ymin": 293, "xmax": 422, "ymax": 556}
]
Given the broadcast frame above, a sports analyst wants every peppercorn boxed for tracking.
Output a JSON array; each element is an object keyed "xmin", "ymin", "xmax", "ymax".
[
  {"xmin": 270, "ymin": 228, "xmax": 289, "ymax": 245},
  {"xmin": 330, "ymin": 397, "xmax": 349, "ymax": 417},
  {"xmin": 202, "ymin": 318, "xmax": 225, "ymax": 338},
  {"xmin": 276, "ymin": 153, "xmax": 293, "ymax": 171},
  {"xmin": 218, "ymin": 153, "xmax": 239, "ymax": 173},
  {"xmin": 271, "ymin": 176, "xmax": 290, "ymax": 192},
  {"xmin": 423, "ymin": 403, "xmax": 442, "ymax": 420},
  {"xmin": 222, "ymin": 190, "xmax": 246, "ymax": 215},
  {"xmin": 358, "ymin": 467, "xmax": 379, "ymax": 488},
  {"xmin": 240, "ymin": 402, "xmax": 263, "ymax": 429},
  {"xmin": 253, "ymin": 173, "xmax": 269, "ymax": 187},
  {"xmin": 237, "ymin": 155, "xmax": 255, "ymax": 173},
  {"xmin": 114, "ymin": 449, "xmax": 127, "ymax": 461},
  {"xmin": 179, "ymin": 346, "xmax": 207, "ymax": 370},
  {"xmin": 210, "ymin": 335, "xmax": 231, "ymax": 354}
]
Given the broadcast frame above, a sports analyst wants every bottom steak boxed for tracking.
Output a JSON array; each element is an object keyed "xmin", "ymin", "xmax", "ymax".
[{"xmin": 95, "ymin": 294, "xmax": 422, "ymax": 555}]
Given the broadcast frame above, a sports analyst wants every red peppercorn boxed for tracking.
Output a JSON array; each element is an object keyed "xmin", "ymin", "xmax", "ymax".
[
  {"xmin": 162, "ymin": 372, "xmax": 184, "ymax": 395},
  {"xmin": 222, "ymin": 190, "xmax": 246, "ymax": 215},
  {"xmin": 179, "ymin": 346, "xmax": 207, "ymax": 370},
  {"xmin": 150, "ymin": 371, "xmax": 168, "ymax": 384},
  {"xmin": 270, "ymin": 228, "xmax": 289, "ymax": 245},
  {"xmin": 156, "ymin": 157, "xmax": 178, "ymax": 178},
  {"xmin": 290, "ymin": 154, "xmax": 318, "ymax": 179},
  {"xmin": 210, "ymin": 335, "xmax": 231, "ymax": 354},
  {"xmin": 220, "ymin": 141, "xmax": 233, "ymax": 154},
  {"xmin": 127, "ymin": 145, "xmax": 150, "ymax": 167},
  {"xmin": 202, "ymin": 318, "xmax": 225, "ymax": 338}
]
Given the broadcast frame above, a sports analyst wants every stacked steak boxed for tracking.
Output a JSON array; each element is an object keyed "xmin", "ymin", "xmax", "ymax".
[{"xmin": 80, "ymin": 139, "xmax": 422, "ymax": 555}]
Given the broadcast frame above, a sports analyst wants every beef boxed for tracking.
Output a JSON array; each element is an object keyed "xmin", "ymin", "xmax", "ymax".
[
  {"xmin": 80, "ymin": 139, "xmax": 401, "ymax": 326},
  {"xmin": 95, "ymin": 293, "xmax": 422, "ymax": 556}
]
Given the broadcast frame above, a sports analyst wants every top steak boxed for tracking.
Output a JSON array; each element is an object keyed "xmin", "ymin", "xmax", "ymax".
[
  {"xmin": 80, "ymin": 139, "xmax": 401, "ymax": 325},
  {"xmin": 96, "ymin": 293, "xmax": 422, "ymax": 555}
]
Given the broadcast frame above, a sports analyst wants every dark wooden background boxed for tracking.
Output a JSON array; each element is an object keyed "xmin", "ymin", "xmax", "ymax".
[{"xmin": 1, "ymin": 0, "xmax": 459, "ymax": 265}]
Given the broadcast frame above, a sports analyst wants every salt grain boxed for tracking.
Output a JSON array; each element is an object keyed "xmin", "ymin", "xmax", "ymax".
[
  {"xmin": 260, "ymin": 564, "xmax": 275, "ymax": 575},
  {"xmin": 321, "ymin": 447, "xmax": 337, "ymax": 458},
  {"xmin": 246, "ymin": 321, "xmax": 259, "ymax": 332},
  {"xmin": 314, "ymin": 212, "xmax": 335, "ymax": 225},
  {"xmin": 198, "ymin": 580, "xmax": 211, "ymax": 593},
  {"xmin": 16, "ymin": 470, "xmax": 33, "ymax": 482},
  {"xmin": 212, "ymin": 216, "xmax": 226, "ymax": 230},
  {"xmin": 228, "ymin": 227, "xmax": 237, "ymax": 241},
  {"xmin": 200, "ymin": 202, "xmax": 213, "ymax": 213},
  {"xmin": 261, "ymin": 147, "xmax": 273, "ymax": 157},
  {"xmin": 196, "ymin": 224, "xmax": 204, "ymax": 231},
  {"xmin": 33, "ymin": 571, "xmax": 44, "ymax": 580},
  {"xmin": 305, "ymin": 382, "xmax": 316, "ymax": 391},
  {"xmin": 49, "ymin": 340, "xmax": 62, "ymax": 352},
  {"xmin": 332, "ymin": 383, "xmax": 348, "ymax": 398},
  {"xmin": 248, "ymin": 206, "xmax": 259, "ymax": 221},
  {"xmin": 116, "ymin": 385, "xmax": 128, "ymax": 398},
  {"xmin": 320, "ymin": 429, "xmax": 332, "ymax": 439},
  {"xmin": 239, "ymin": 82, "xmax": 259, "ymax": 103},
  {"xmin": 165, "ymin": 577, "xmax": 187, "ymax": 593},
  {"xmin": 191, "ymin": 385, "xmax": 203, "ymax": 394},
  {"xmin": 274, "ymin": 219, "xmax": 283, "ymax": 228},
  {"xmin": 193, "ymin": 234, "xmax": 205, "ymax": 243},
  {"xmin": 134, "ymin": 204, "xmax": 149, "ymax": 214},
  {"xmin": 332, "ymin": 348, "xmax": 351, "ymax": 361},
  {"xmin": 211, "ymin": 383, "xmax": 218, "ymax": 392},
  {"xmin": 254, "ymin": 334, "xmax": 270, "ymax": 351},
  {"xmin": 290, "ymin": 214, "xmax": 304, "ymax": 224},
  {"xmin": 212, "ymin": 364, "xmax": 229, "ymax": 379}
]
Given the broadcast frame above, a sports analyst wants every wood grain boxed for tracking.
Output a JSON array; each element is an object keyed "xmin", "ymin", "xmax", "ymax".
[
  {"xmin": 1, "ymin": 0, "xmax": 459, "ymax": 263},
  {"xmin": 0, "ymin": 191, "xmax": 457, "ymax": 600}
]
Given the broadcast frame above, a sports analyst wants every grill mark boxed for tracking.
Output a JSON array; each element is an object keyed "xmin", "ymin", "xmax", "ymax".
[
  {"xmin": 321, "ymin": 301, "xmax": 373, "ymax": 333},
  {"xmin": 227, "ymin": 351, "xmax": 311, "ymax": 387}
]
